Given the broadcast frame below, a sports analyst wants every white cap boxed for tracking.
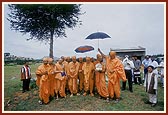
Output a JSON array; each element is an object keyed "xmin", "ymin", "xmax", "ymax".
[{"xmin": 125, "ymin": 55, "xmax": 129, "ymax": 58}]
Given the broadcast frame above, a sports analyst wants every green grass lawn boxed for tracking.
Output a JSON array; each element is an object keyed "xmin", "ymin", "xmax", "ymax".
[{"xmin": 3, "ymin": 64, "xmax": 165, "ymax": 111}]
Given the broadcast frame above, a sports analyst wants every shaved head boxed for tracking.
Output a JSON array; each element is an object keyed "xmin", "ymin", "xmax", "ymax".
[
  {"xmin": 79, "ymin": 57, "xmax": 83, "ymax": 63},
  {"xmin": 43, "ymin": 57, "xmax": 48, "ymax": 65},
  {"xmin": 86, "ymin": 57, "xmax": 91, "ymax": 63},
  {"xmin": 48, "ymin": 58, "xmax": 54, "ymax": 65},
  {"xmin": 109, "ymin": 51, "xmax": 116, "ymax": 59},
  {"xmin": 72, "ymin": 56, "xmax": 76, "ymax": 63}
]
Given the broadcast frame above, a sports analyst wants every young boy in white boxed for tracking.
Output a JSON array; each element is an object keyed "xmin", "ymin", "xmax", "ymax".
[{"xmin": 144, "ymin": 64, "xmax": 158, "ymax": 107}]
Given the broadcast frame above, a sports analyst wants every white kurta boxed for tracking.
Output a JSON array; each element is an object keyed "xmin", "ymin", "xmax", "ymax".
[
  {"xmin": 151, "ymin": 61, "xmax": 159, "ymax": 77},
  {"xmin": 144, "ymin": 72, "xmax": 158, "ymax": 104},
  {"xmin": 159, "ymin": 61, "xmax": 164, "ymax": 87}
]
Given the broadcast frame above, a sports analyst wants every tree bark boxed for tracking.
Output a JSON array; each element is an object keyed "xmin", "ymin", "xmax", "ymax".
[{"xmin": 49, "ymin": 30, "xmax": 54, "ymax": 59}]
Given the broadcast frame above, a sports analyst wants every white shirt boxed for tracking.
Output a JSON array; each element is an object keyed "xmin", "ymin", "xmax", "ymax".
[
  {"xmin": 159, "ymin": 61, "xmax": 164, "ymax": 75},
  {"xmin": 122, "ymin": 58, "xmax": 135, "ymax": 70},
  {"xmin": 151, "ymin": 61, "xmax": 158, "ymax": 69},
  {"xmin": 150, "ymin": 61, "xmax": 159, "ymax": 75}
]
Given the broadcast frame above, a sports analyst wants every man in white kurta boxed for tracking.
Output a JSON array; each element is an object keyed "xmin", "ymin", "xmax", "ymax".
[
  {"xmin": 144, "ymin": 65, "xmax": 158, "ymax": 107},
  {"xmin": 150, "ymin": 56, "xmax": 159, "ymax": 78},
  {"xmin": 158, "ymin": 60, "xmax": 164, "ymax": 88}
]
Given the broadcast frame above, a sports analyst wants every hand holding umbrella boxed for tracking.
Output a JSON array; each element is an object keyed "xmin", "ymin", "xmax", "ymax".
[{"xmin": 98, "ymin": 48, "xmax": 106, "ymax": 58}]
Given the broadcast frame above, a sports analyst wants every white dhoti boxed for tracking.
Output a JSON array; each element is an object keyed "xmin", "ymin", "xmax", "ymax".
[{"xmin": 149, "ymin": 93, "xmax": 157, "ymax": 104}]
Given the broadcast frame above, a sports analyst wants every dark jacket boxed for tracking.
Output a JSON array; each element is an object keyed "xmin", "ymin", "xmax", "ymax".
[{"xmin": 146, "ymin": 73, "xmax": 155, "ymax": 94}]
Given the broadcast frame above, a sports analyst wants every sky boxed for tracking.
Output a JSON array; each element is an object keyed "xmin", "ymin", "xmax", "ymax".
[{"xmin": 3, "ymin": 3, "xmax": 165, "ymax": 59}]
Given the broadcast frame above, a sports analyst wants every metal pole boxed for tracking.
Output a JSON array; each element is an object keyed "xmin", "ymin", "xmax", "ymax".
[{"xmin": 98, "ymin": 39, "xmax": 99, "ymax": 48}]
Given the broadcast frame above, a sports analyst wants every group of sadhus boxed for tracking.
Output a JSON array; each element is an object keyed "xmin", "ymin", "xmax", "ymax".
[{"xmin": 35, "ymin": 48, "xmax": 127, "ymax": 104}]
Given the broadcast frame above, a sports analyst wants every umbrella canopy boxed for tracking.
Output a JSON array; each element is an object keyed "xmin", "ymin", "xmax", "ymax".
[
  {"xmin": 85, "ymin": 32, "xmax": 111, "ymax": 48},
  {"xmin": 75, "ymin": 45, "xmax": 94, "ymax": 53},
  {"xmin": 85, "ymin": 32, "xmax": 111, "ymax": 40}
]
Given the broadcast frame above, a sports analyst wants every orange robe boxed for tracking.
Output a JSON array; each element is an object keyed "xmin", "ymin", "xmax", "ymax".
[
  {"xmin": 106, "ymin": 56, "xmax": 126, "ymax": 99},
  {"xmin": 35, "ymin": 64, "xmax": 49, "ymax": 87},
  {"xmin": 48, "ymin": 64, "xmax": 56, "ymax": 97},
  {"xmin": 68, "ymin": 62, "xmax": 79, "ymax": 94},
  {"xmin": 35, "ymin": 64, "xmax": 50, "ymax": 104},
  {"xmin": 63, "ymin": 61, "xmax": 69, "ymax": 91},
  {"xmin": 82, "ymin": 62, "xmax": 95, "ymax": 93},
  {"xmin": 94, "ymin": 61, "xmax": 109, "ymax": 98},
  {"xmin": 55, "ymin": 63, "xmax": 67, "ymax": 97},
  {"xmin": 63, "ymin": 61, "xmax": 68, "ymax": 73},
  {"xmin": 78, "ymin": 62, "xmax": 84, "ymax": 91}
]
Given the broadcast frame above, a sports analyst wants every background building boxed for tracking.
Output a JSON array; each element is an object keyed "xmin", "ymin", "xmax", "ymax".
[{"xmin": 110, "ymin": 46, "xmax": 146, "ymax": 60}]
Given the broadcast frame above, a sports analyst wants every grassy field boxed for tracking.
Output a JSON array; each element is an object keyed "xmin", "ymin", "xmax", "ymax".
[{"xmin": 3, "ymin": 64, "xmax": 165, "ymax": 112}]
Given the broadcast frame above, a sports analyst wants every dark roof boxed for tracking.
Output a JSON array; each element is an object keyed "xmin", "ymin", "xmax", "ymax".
[{"xmin": 111, "ymin": 46, "xmax": 146, "ymax": 53}]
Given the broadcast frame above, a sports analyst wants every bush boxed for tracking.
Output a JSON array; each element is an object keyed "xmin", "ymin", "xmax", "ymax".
[{"xmin": 30, "ymin": 78, "xmax": 37, "ymax": 89}]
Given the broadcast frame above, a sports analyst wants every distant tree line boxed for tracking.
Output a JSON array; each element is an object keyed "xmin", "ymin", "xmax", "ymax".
[{"xmin": 4, "ymin": 59, "xmax": 42, "ymax": 65}]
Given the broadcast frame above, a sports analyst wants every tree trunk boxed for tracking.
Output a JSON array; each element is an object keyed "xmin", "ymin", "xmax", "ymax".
[{"xmin": 49, "ymin": 30, "xmax": 54, "ymax": 59}]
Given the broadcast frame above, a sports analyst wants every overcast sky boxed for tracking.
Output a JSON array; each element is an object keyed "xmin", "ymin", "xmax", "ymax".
[{"xmin": 3, "ymin": 3, "xmax": 165, "ymax": 59}]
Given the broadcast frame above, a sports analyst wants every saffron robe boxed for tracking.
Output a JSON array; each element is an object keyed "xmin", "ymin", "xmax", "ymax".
[
  {"xmin": 78, "ymin": 62, "xmax": 84, "ymax": 91},
  {"xmin": 35, "ymin": 64, "xmax": 49, "ymax": 87},
  {"xmin": 94, "ymin": 61, "xmax": 109, "ymax": 98},
  {"xmin": 67, "ymin": 61, "xmax": 79, "ymax": 94},
  {"xmin": 105, "ymin": 56, "xmax": 127, "ymax": 99},
  {"xmin": 55, "ymin": 63, "xmax": 67, "ymax": 97},
  {"xmin": 82, "ymin": 62, "xmax": 95, "ymax": 93},
  {"xmin": 36, "ymin": 64, "xmax": 50, "ymax": 104},
  {"xmin": 48, "ymin": 64, "xmax": 56, "ymax": 97},
  {"xmin": 63, "ymin": 61, "xmax": 69, "ymax": 91}
]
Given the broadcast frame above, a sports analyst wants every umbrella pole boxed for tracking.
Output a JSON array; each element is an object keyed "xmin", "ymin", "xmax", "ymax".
[{"xmin": 98, "ymin": 39, "xmax": 99, "ymax": 49}]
